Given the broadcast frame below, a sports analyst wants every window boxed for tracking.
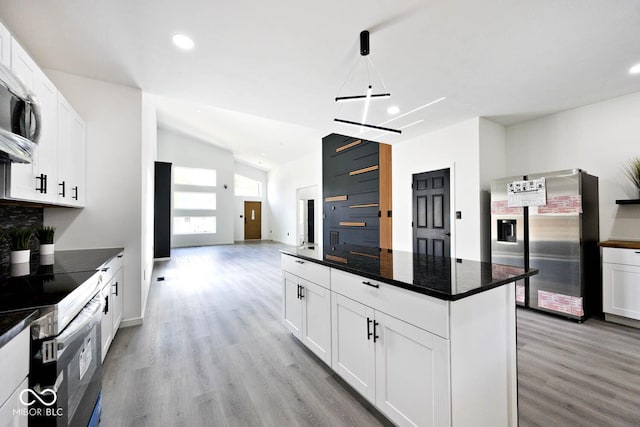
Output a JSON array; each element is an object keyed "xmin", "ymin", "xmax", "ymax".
[
  {"xmin": 173, "ymin": 166, "xmax": 217, "ymax": 235},
  {"xmin": 173, "ymin": 216, "xmax": 217, "ymax": 234},
  {"xmin": 234, "ymin": 174, "xmax": 262, "ymax": 197}
]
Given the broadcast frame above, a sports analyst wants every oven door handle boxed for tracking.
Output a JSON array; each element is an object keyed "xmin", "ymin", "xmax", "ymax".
[{"xmin": 55, "ymin": 294, "xmax": 103, "ymax": 347}]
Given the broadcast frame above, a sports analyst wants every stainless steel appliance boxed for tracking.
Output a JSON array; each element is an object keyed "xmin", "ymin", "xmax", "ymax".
[
  {"xmin": 491, "ymin": 169, "xmax": 600, "ymax": 321},
  {"xmin": 0, "ymin": 268, "xmax": 105, "ymax": 426},
  {"xmin": 0, "ymin": 63, "xmax": 39, "ymax": 163}
]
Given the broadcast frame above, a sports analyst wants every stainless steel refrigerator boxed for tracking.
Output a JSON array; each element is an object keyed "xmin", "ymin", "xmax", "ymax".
[{"xmin": 490, "ymin": 169, "xmax": 600, "ymax": 321}]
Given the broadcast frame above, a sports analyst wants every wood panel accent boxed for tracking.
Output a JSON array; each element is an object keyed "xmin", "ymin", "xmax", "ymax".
[
  {"xmin": 598, "ymin": 240, "xmax": 640, "ymax": 250},
  {"xmin": 326, "ymin": 254, "xmax": 348, "ymax": 264},
  {"xmin": 349, "ymin": 203, "xmax": 378, "ymax": 209},
  {"xmin": 335, "ymin": 140, "xmax": 362, "ymax": 153},
  {"xmin": 339, "ymin": 222, "xmax": 366, "ymax": 227},
  {"xmin": 350, "ymin": 251, "xmax": 379, "ymax": 259},
  {"xmin": 349, "ymin": 165, "xmax": 379, "ymax": 176},
  {"xmin": 325, "ymin": 195, "xmax": 348, "ymax": 202},
  {"xmin": 379, "ymin": 143, "xmax": 392, "ymax": 249}
]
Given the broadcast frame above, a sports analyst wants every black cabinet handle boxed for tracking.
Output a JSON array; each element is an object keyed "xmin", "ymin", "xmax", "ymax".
[
  {"xmin": 635, "ymin": 251, "xmax": 640, "ymax": 254},
  {"xmin": 300, "ymin": 286, "xmax": 304, "ymax": 299},
  {"xmin": 35, "ymin": 174, "xmax": 47, "ymax": 193},
  {"xmin": 117, "ymin": 254, "xmax": 123, "ymax": 258},
  {"xmin": 297, "ymin": 284, "xmax": 300, "ymax": 299},
  {"xmin": 101, "ymin": 267, "xmax": 109, "ymax": 272},
  {"xmin": 104, "ymin": 295, "xmax": 109, "ymax": 314},
  {"xmin": 373, "ymin": 321, "xmax": 379, "ymax": 343},
  {"xmin": 72, "ymin": 186, "xmax": 78, "ymax": 200},
  {"xmin": 112, "ymin": 281, "xmax": 118, "ymax": 296},
  {"xmin": 362, "ymin": 281, "xmax": 379, "ymax": 289},
  {"xmin": 367, "ymin": 317, "xmax": 373, "ymax": 340},
  {"xmin": 294, "ymin": 260, "xmax": 305, "ymax": 264},
  {"xmin": 58, "ymin": 181, "xmax": 66, "ymax": 197}
]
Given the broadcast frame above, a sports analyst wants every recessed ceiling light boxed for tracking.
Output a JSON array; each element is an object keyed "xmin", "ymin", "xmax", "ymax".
[
  {"xmin": 630, "ymin": 63, "xmax": 640, "ymax": 75},
  {"xmin": 387, "ymin": 106, "xmax": 400, "ymax": 115},
  {"xmin": 172, "ymin": 34, "xmax": 194, "ymax": 50}
]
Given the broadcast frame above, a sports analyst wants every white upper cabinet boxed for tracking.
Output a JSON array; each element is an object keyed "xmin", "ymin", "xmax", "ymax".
[
  {"xmin": 3, "ymin": 30, "xmax": 85, "ymax": 207},
  {"xmin": 0, "ymin": 22, "xmax": 10, "ymax": 67}
]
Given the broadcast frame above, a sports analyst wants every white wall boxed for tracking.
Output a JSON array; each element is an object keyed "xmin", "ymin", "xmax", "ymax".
[
  {"xmin": 234, "ymin": 161, "xmax": 268, "ymax": 241},
  {"xmin": 479, "ymin": 119, "xmax": 507, "ymax": 261},
  {"xmin": 506, "ymin": 91, "xmax": 640, "ymax": 241},
  {"xmin": 156, "ymin": 127, "xmax": 235, "ymax": 247},
  {"xmin": 140, "ymin": 93, "xmax": 157, "ymax": 315},
  {"xmin": 392, "ymin": 118, "xmax": 482, "ymax": 260},
  {"xmin": 43, "ymin": 70, "xmax": 146, "ymax": 324},
  {"xmin": 268, "ymin": 146, "xmax": 322, "ymax": 246}
]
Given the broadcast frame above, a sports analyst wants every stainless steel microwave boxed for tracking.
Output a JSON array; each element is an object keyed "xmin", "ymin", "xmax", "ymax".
[{"xmin": 0, "ymin": 63, "xmax": 39, "ymax": 163}]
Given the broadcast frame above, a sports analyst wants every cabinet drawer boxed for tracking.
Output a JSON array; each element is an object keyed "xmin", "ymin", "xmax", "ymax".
[
  {"xmin": 603, "ymin": 247, "xmax": 640, "ymax": 267},
  {"xmin": 99, "ymin": 252, "xmax": 124, "ymax": 281},
  {"xmin": 331, "ymin": 269, "xmax": 449, "ymax": 339},
  {"xmin": 0, "ymin": 328, "xmax": 29, "ymax": 408},
  {"xmin": 281, "ymin": 254, "xmax": 330, "ymax": 289}
]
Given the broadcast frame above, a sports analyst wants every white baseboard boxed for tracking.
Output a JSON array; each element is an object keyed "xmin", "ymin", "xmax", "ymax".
[{"xmin": 119, "ymin": 317, "xmax": 144, "ymax": 328}]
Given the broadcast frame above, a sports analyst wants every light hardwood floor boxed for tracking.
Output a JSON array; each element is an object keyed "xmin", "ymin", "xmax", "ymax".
[{"xmin": 102, "ymin": 242, "xmax": 640, "ymax": 426}]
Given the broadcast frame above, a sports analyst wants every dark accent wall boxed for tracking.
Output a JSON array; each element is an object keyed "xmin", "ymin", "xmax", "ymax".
[
  {"xmin": 154, "ymin": 162, "xmax": 172, "ymax": 258},
  {"xmin": 0, "ymin": 205, "xmax": 44, "ymax": 264},
  {"xmin": 322, "ymin": 133, "xmax": 392, "ymax": 255}
]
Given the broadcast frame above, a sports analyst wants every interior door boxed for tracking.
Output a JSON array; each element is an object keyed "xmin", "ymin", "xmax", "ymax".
[
  {"xmin": 413, "ymin": 169, "xmax": 451, "ymax": 257},
  {"xmin": 244, "ymin": 201, "xmax": 262, "ymax": 239}
]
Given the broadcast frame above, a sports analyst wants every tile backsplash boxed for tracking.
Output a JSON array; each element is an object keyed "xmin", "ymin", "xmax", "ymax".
[{"xmin": 0, "ymin": 205, "xmax": 43, "ymax": 264}]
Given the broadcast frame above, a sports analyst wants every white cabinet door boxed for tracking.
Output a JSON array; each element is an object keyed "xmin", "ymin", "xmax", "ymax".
[
  {"xmin": 31, "ymin": 69, "xmax": 58, "ymax": 203},
  {"xmin": 100, "ymin": 281, "xmax": 113, "ymax": 362},
  {"xmin": 300, "ymin": 279, "xmax": 331, "ymax": 365},
  {"xmin": 331, "ymin": 293, "xmax": 376, "ymax": 403},
  {"xmin": 111, "ymin": 267, "xmax": 124, "ymax": 333},
  {"xmin": 0, "ymin": 22, "xmax": 10, "ymax": 67},
  {"xmin": 9, "ymin": 40, "xmax": 58, "ymax": 203},
  {"xmin": 603, "ymin": 262, "xmax": 640, "ymax": 320},
  {"xmin": 56, "ymin": 94, "xmax": 73, "ymax": 204},
  {"xmin": 0, "ymin": 377, "xmax": 28, "ymax": 427},
  {"xmin": 69, "ymin": 109, "xmax": 86, "ymax": 206},
  {"xmin": 283, "ymin": 272, "xmax": 302, "ymax": 338},
  {"xmin": 375, "ymin": 311, "xmax": 450, "ymax": 427}
]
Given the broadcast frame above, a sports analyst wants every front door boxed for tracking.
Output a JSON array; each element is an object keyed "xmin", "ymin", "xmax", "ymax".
[
  {"xmin": 244, "ymin": 201, "xmax": 262, "ymax": 240},
  {"xmin": 413, "ymin": 169, "xmax": 451, "ymax": 257}
]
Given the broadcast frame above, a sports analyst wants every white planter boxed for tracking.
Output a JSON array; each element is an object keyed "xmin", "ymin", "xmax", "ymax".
[
  {"xmin": 10, "ymin": 249, "xmax": 30, "ymax": 264},
  {"xmin": 10, "ymin": 262, "xmax": 30, "ymax": 277},
  {"xmin": 40, "ymin": 243, "xmax": 55, "ymax": 255},
  {"xmin": 40, "ymin": 254, "xmax": 55, "ymax": 265}
]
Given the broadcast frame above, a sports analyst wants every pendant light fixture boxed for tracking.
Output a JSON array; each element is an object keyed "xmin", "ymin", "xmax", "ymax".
[{"xmin": 334, "ymin": 31, "xmax": 401, "ymax": 134}]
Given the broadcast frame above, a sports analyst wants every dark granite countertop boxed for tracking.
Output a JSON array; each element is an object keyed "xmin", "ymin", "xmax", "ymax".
[
  {"xmin": 281, "ymin": 244, "xmax": 537, "ymax": 301},
  {"xmin": 0, "ymin": 309, "xmax": 38, "ymax": 349},
  {"xmin": 0, "ymin": 247, "xmax": 124, "ymax": 283}
]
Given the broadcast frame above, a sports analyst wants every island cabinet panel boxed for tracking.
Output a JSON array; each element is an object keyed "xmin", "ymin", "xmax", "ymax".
[
  {"xmin": 331, "ymin": 293, "xmax": 376, "ymax": 403},
  {"xmin": 322, "ymin": 133, "xmax": 391, "ymax": 248},
  {"xmin": 375, "ymin": 311, "xmax": 450, "ymax": 427},
  {"xmin": 281, "ymin": 256, "xmax": 332, "ymax": 365}
]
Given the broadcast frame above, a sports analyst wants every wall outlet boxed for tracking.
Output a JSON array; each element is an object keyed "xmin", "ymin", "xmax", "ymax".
[{"xmin": 456, "ymin": 211, "xmax": 462, "ymax": 219}]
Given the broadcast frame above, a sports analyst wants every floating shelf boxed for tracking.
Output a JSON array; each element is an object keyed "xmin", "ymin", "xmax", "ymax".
[{"xmin": 616, "ymin": 199, "xmax": 640, "ymax": 205}]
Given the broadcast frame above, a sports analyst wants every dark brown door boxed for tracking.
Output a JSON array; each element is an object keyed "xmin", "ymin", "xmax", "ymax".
[
  {"xmin": 413, "ymin": 169, "xmax": 450, "ymax": 257},
  {"xmin": 244, "ymin": 201, "xmax": 262, "ymax": 240}
]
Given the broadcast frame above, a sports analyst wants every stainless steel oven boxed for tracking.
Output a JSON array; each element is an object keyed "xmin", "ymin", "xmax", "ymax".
[{"xmin": 29, "ymin": 293, "xmax": 103, "ymax": 426}]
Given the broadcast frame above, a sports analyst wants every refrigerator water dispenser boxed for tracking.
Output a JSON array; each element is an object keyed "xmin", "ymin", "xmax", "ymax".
[{"xmin": 497, "ymin": 219, "xmax": 517, "ymax": 243}]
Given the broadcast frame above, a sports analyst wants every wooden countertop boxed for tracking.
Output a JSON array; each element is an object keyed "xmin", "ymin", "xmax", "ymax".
[{"xmin": 599, "ymin": 240, "xmax": 640, "ymax": 249}]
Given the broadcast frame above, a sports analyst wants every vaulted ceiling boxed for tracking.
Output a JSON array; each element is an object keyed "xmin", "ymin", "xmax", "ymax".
[{"xmin": 2, "ymin": 0, "xmax": 639, "ymax": 170}]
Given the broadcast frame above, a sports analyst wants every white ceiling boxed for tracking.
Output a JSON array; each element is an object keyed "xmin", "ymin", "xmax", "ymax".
[{"xmin": 1, "ymin": 0, "xmax": 640, "ymax": 170}]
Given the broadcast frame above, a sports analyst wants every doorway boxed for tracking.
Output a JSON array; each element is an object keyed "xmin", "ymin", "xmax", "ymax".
[
  {"xmin": 296, "ymin": 185, "xmax": 319, "ymax": 246},
  {"xmin": 412, "ymin": 168, "xmax": 451, "ymax": 257},
  {"xmin": 244, "ymin": 201, "xmax": 262, "ymax": 240}
]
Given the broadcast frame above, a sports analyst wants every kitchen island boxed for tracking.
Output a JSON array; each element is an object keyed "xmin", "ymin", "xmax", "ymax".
[{"xmin": 281, "ymin": 245, "xmax": 537, "ymax": 427}]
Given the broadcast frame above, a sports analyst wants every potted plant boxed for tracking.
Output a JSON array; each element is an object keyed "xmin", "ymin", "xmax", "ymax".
[
  {"xmin": 623, "ymin": 156, "xmax": 640, "ymax": 198},
  {"xmin": 36, "ymin": 226, "xmax": 56, "ymax": 255},
  {"xmin": 4, "ymin": 227, "xmax": 35, "ymax": 263}
]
